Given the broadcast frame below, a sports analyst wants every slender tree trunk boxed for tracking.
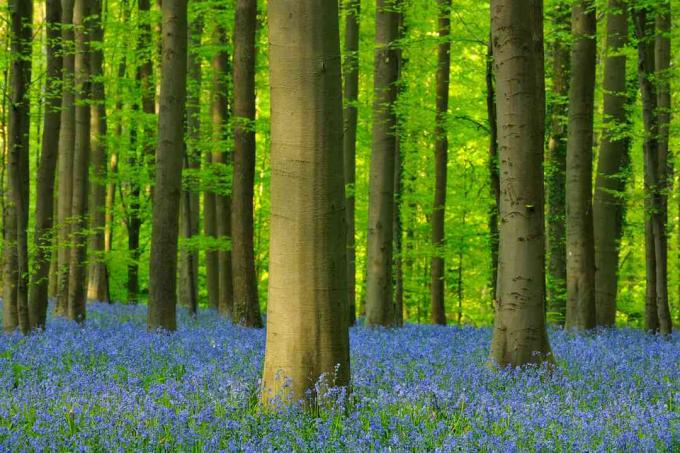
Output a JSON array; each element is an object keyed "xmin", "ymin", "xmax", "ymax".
[
  {"xmin": 430, "ymin": 0, "xmax": 451, "ymax": 326},
  {"xmin": 489, "ymin": 0, "xmax": 553, "ymax": 367},
  {"xmin": 486, "ymin": 39, "xmax": 499, "ymax": 304},
  {"xmin": 147, "ymin": 0, "xmax": 187, "ymax": 331},
  {"xmin": 593, "ymin": 0, "xmax": 629, "ymax": 327},
  {"xmin": 56, "ymin": 0, "xmax": 76, "ymax": 317},
  {"xmin": 342, "ymin": 0, "xmax": 360, "ymax": 326},
  {"xmin": 232, "ymin": 0, "xmax": 262, "ymax": 327},
  {"xmin": 262, "ymin": 0, "xmax": 350, "ymax": 406},
  {"xmin": 4, "ymin": 0, "xmax": 33, "ymax": 334},
  {"xmin": 545, "ymin": 1, "xmax": 570, "ymax": 323},
  {"xmin": 179, "ymin": 12, "xmax": 202, "ymax": 313},
  {"xmin": 29, "ymin": 0, "xmax": 63, "ymax": 329},
  {"xmin": 204, "ymin": 152, "xmax": 219, "ymax": 310},
  {"xmin": 565, "ymin": 0, "xmax": 596, "ymax": 331},
  {"xmin": 87, "ymin": 0, "xmax": 109, "ymax": 303},
  {"xmin": 366, "ymin": 0, "xmax": 400, "ymax": 327},
  {"xmin": 67, "ymin": 0, "xmax": 91, "ymax": 323},
  {"xmin": 654, "ymin": 0, "xmax": 672, "ymax": 335},
  {"xmin": 210, "ymin": 23, "xmax": 234, "ymax": 319}
]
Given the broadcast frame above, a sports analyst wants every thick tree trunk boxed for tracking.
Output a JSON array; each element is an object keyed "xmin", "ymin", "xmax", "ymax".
[
  {"xmin": 178, "ymin": 12, "xmax": 202, "ymax": 313},
  {"xmin": 210, "ymin": 24, "xmax": 234, "ymax": 319},
  {"xmin": 29, "ymin": 0, "xmax": 62, "ymax": 329},
  {"xmin": 67, "ymin": 0, "xmax": 91, "ymax": 323},
  {"xmin": 489, "ymin": 0, "xmax": 553, "ymax": 367},
  {"xmin": 342, "ymin": 0, "xmax": 360, "ymax": 326},
  {"xmin": 147, "ymin": 0, "xmax": 187, "ymax": 331},
  {"xmin": 486, "ymin": 39, "xmax": 499, "ymax": 304},
  {"xmin": 545, "ymin": 1, "xmax": 570, "ymax": 323},
  {"xmin": 262, "ymin": 0, "xmax": 350, "ymax": 405},
  {"xmin": 56, "ymin": 0, "xmax": 76, "ymax": 318},
  {"xmin": 593, "ymin": 0, "xmax": 629, "ymax": 327},
  {"xmin": 87, "ymin": 0, "xmax": 110, "ymax": 303},
  {"xmin": 565, "ymin": 0, "xmax": 596, "ymax": 331},
  {"xmin": 366, "ymin": 0, "xmax": 400, "ymax": 327},
  {"xmin": 430, "ymin": 0, "xmax": 450, "ymax": 326},
  {"xmin": 4, "ymin": 0, "xmax": 33, "ymax": 334},
  {"xmin": 654, "ymin": 1, "xmax": 672, "ymax": 336},
  {"xmin": 232, "ymin": 0, "xmax": 262, "ymax": 327}
]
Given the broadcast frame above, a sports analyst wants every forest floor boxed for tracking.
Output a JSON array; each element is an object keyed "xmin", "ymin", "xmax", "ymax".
[{"xmin": 0, "ymin": 302, "xmax": 678, "ymax": 452}]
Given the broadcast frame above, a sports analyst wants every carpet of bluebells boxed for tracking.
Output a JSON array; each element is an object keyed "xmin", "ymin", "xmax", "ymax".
[{"xmin": 0, "ymin": 303, "xmax": 678, "ymax": 452}]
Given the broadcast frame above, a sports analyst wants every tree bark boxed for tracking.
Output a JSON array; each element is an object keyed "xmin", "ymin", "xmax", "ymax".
[
  {"xmin": 366, "ymin": 0, "xmax": 400, "ymax": 327},
  {"xmin": 67, "ymin": 0, "xmax": 91, "ymax": 323},
  {"xmin": 204, "ymin": 152, "xmax": 219, "ymax": 310},
  {"xmin": 654, "ymin": 0, "xmax": 672, "ymax": 336},
  {"xmin": 430, "ymin": 0, "xmax": 450, "ymax": 326},
  {"xmin": 565, "ymin": 0, "xmax": 596, "ymax": 331},
  {"xmin": 231, "ymin": 0, "xmax": 262, "ymax": 327},
  {"xmin": 147, "ymin": 0, "xmax": 187, "ymax": 331},
  {"xmin": 29, "ymin": 0, "xmax": 63, "ymax": 329},
  {"xmin": 210, "ymin": 23, "xmax": 234, "ymax": 319},
  {"xmin": 342, "ymin": 0, "xmax": 360, "ymax": 326},
  {"xmin": 4, "ymin": 0, "xmax": 33, "ymax": 333},
  {"xmin": 87, "ymin": 0, "xmax": 110, "ymax": 303},
  {"xmin": 593, "ymin": 0, "xmax": 629, "ymax": 327},
  {"xmin": 262, "ymin": 0, "xmax": 350, "ymax": 405},
  {"xmin": 179, "ymin": 11, "xmax": 202, "ymax": 313},
  {"xmin": 489, "ymin": 0, "xmax": 553, "ymax": 367},
  {"xmin": 545, "ymin": 1, "xmax": 570, "ymax": 323}
]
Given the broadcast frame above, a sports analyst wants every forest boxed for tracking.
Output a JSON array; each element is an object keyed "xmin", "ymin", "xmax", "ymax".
[{"xmin": 0, "ymin": 0, "xmax": 678, "ymax": 450}]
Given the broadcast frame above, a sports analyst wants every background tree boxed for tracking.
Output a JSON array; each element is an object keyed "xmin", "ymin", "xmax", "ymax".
[
  {"xmin": 489, "ymin": 0, "xmax": 553, "ymax": 366},
  {"xmin": 262, "ymin": 0, "xmax": 350, "ymax": 405},
  {"xmin": 231, "ymin": 0, "xmax": 262, "ymax": 327},
  {"xmin": 147, "ymin": 0, "xmax": 188, "ymax": 331},
  {"xmin": 430, "ymin": 0, "xmax": 451, "ymax": 326},
  {"xmin": 29, "ymin": 0, "xmax": 62, "ymax": 329},
  {"xmin": 593, "ymin": 0, "xmax": 629, "ymax": 327},
  {"xmin": 366, "ymin": 0, "xmax": 401, "ymax": 327},
  {"xmin": 545, "ymin": 0, "xmax": 570, "ymax": 323},
  {"xmin": 3, "ymin": 0, "xmax": 33, "ymax": 333},
  {"xmin": 565, "ymin": 0, "xmax": 596, "ymax": 331}
]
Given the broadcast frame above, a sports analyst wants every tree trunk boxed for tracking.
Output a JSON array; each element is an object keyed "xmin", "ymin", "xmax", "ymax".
[
  {"xmin": 56, "ymin": 0, "xmax": 76, "ymax": 318},
  {"xmin": 87, "ymin": 0, "xmax": 110, "ymax": 303},
  {"xmin": 204, "ymin": 153, "xmax": 219, "ymax": 311},
  {"xmin": 179, "ymin": 11, "xmax": 202, "ymax": 313},
  {"xmin": 489, "ymin": 0, "xmax": 553, "ymax": 367},
  {"xmin": 430, "ymin": 0, "xmax": 450, "ymax": 326},
  {"xmin": 343, "ymin": 0, "xmax": 360, "ymax": 326},
  {"xmin": 232, "ymin": 0, "xmax": 262, "ymax": 327},
  {"xmin": 486, "ymin": 39, "xmax": 499, "ymax": 304},
  {"xmin": 29, "ymin": 0, "xmax": 62, "ymax": 329},
  {"xmin": 654, "ymin": 0, "xmax": 672, "ymax": 336},
  {"xmin": 210, "ymin": 23, "xmax": 234, "ymax": 319},
  {"xmin": 147, "ymin": 0, "xmax": 187, "ymax": 331},
  {"xmin": 565, "ymin": 0, "xmax": 596, "ymax": 331},
  {"xmin": 262, "ymin": 0, "xmax": 350, "ymax": 405},
  {"xmin": 67, "ymin": 0, "xmax": 91, "ymax": 323},
  {"xmin": 366, "ymin": 0, "xmax": 400, "ymax": 327},
  {"xmin": 593, "ymin": 0, "xmax": 629, "ymax": 327},
  {"xmin": 4, "ymin": 0, "xmax": 33, "ymax": 333},
  {"xmin": 545, "ymin": 1, "xmax": 570, "ymax": 323}
]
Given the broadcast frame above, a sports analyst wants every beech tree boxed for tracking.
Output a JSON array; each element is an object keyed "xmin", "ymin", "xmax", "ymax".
[
  {"xmin": 430, "ymin": 0, "xmax": 451, "ymax": 326},
  {"xmin": 489, "ymin": 0, "xmax": 553, "ymax": 367},
  {"xmin": 593, "ymin": 0, "xmax": 629, "ymax": 327},
  {"xmin": 262, "ymin": 0, "xmax": 350, "ymax": 405},
  {"xmin": 29, "ymin": 0, "xmax": 62, "ymax": 329},
  {"xmin": 565, "ymin": 0, "xmax": 596, "ymax": 331},
  {"xmin": 366, "ymin": 0, "xmax": 401, "ymax": 327},
  {"xmin": 231, "ymin": 0, "xmax": 262, "ymax": 327},
  {"xmin": 148, "ymin": 0, "xmax": 187, "ymax": 331}
]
